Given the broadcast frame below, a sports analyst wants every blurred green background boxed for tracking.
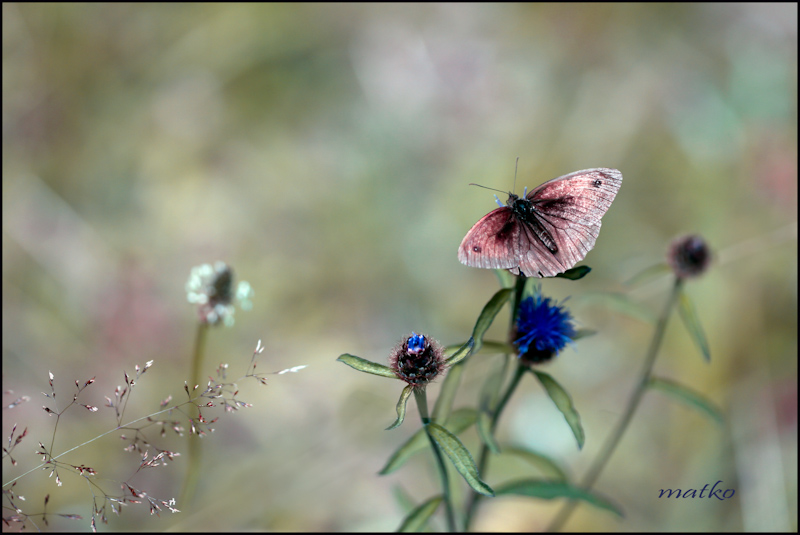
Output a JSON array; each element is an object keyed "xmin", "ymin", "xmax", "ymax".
[{"xmin": 3, "ymin": 3, "xmax": 796, "ymax": 532}]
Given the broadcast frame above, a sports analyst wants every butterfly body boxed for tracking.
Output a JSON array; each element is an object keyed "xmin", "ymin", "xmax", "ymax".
[{"xmin": 458, "ymin": 168, "xmax": 622, "ymax": 278}]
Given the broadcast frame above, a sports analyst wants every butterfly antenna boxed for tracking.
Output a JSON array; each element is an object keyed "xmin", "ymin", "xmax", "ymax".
[
  {"xmin": 468, "ymin": 183, "xmax": 506, "ymax": 194},
  {"xmin": 512, "ymin": 157, "xmax": 519, "ymax": 194}
]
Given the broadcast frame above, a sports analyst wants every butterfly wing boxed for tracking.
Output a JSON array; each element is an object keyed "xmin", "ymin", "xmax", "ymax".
[
  {"xmin": 517, "ymin": 168, "xmax": 622, "ymax": 277},
  {"xmin": 458, "ymin": 206, "xmax": 521, "ymax": 270}
]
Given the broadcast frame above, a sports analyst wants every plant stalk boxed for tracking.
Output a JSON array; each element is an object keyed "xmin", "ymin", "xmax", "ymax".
[
  {"xmin": 179, "ymin": 322, "xmax": 208, "ymax": 506},
  {"xmin": 416, "ymin": 387, "xmax": 457, "ymax": 532},
  {"xmin": 547, "ymin": 277, "xmax": 683, "ymax": 530}
]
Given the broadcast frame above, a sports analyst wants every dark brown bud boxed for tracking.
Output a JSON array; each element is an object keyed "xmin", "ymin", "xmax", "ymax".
[
  {"xmin": 667, "ymin": 234, "xmax": 712, "ymax": 279},
  {"xmin": 389, "ymin": 333, "xmax": 446, "ymax": 388}
]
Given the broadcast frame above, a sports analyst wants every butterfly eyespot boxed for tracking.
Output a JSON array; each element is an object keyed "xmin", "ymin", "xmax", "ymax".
[
  {"xmin": 472, "ymin": 246, "xmax": 482, "ymax": 253},
  {"xmin": 593, "ymin": 179, "xmax": 602, "ymax": 187}
]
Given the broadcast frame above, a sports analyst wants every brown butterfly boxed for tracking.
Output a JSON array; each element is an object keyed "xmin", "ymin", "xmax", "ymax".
[{"xmin": 458, "ymin": 168, "xmax": 622, "ymax": 278}]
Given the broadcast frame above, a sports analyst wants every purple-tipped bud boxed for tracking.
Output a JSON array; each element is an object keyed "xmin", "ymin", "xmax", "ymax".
[
  {"xmin": 389, "ymin": 333, "xmax": 446, "ymax": 388},
  {"xmin": 667, "ymin": 234, "xmax": 711, "ymax": 279},
  {"xmin": 407, "ymin": 332, "xmax": 426, "ymax": 355}
]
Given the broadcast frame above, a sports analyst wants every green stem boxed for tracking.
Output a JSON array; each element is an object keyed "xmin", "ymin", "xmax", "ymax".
[
  {"xmin": 491, "ymin": 362, "xmax": 526, "ymax": 433},
  {"xmin": 464, "ymin": 361, "xmax": 525, "ymax": 530},
  {"xmin": 179, "ymin": 322, "xmax": 208, "ymax": 507},
  {"xmin": 416, "ymin": 388, "xmax": 457, "ymax": 532},
  {"xmin": 510, "ymin": 274, "xmax": 527, "ymax": 326},
  {"xmin": 464, "ymin": 274, "xmax": 528, "ymax": 530},
  {"xmin": 547, "ymin": 277, "xmax": 683, "ymax": 531}
]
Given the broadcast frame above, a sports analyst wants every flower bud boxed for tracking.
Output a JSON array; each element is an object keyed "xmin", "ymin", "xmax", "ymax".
[
  {"xmin": 667, "ymin": 234, "xmax": 711, "ymax": 279},
  {"xmin": 185, "ymin": 262, "xmax": 250, "ymax": 326},
  {"xmin": 389, "ymin": 332, "xmax": 446, "ymax": 388}
]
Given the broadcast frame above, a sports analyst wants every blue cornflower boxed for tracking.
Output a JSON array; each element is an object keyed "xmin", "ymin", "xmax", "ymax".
[{"xmin": 514, "ymin": 290, "xmax": 576, "ymax": 364}]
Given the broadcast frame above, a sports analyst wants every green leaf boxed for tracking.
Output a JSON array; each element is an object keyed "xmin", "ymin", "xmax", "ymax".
[
  {"xmin": 476, "ymin": 340, "xmax": 515, "ymax": 355},
  {"xmin": 677, "ymin": 291, "xmax": 711, "ymax": 362},
  {"xmin": 386, "ymin": 385, "xmax": 414, "ymax": 430},
  {"xmin": 336, "ymin": 354, "xmax": 396, "ymax": 378},
  {"xmin": 432, "ymin": 360, "xmax": 464, "ymax": 423},
  {"xmin": 397, "ymin": 495, "xmax": 443, "ymax": 532},
  {"xmin": 555, "ymin": 265, "xmax": 592, "ymax": 280},
  {"xmin": 648, "ymin": 377, "xmax": 724, "ymax": 425},
  {"xmin": 531, "ymin": 370, "xmax": 585, "ymax": 449},
  {"xmin": 444, "ymin": 407, "xmax": 480, "ymax": 430},
  {"xmin": 470, "ymin": 288, "xmax": 513, "ymax": 354},
  {"xmin": 495, "ymin": 479, "xmax": 622, "ymax": 517},
  {"xmin": 380, "ymin": 408, "xmax": 478, "ymax": 475},
  {"xmin": 575, "ymin": 292, "xmax": 656, "ymax": 324},
  {"xmin": 572, "ymin": 328, "xmax": 597, "ymax": 341},
  {"xmin": 443, "ymin": 337, "xmax": 470, "ymax": 359},
  {"xmin": 445, "ymin": 337, "xmax": 474, "ymax": 366},
  {"xmin": 479, "ymin": 355, "xmax": 509, "ymax": 413},
  {"xmin": 427, "ymin": 423, "xmax": 494, "ymax": 496},
  {"xmin": 503, "ymin": 446, "xmax": 568, "ymax": 481},
  {"xmin": 391, "ymin": 485, "xmax": 416, "ymax": 514},
  {"xmin": 474, "ymin": 356, "xmax": 507, "ymax": 454},
  {"xmin": 445, "ymin": 340, "xmax": 513, "ymax": 357},
  {"xmin": 624, "ymin": 262, "xmax": 671, "ymax": 286},
  {"xmin": 476, "ymin": 409, "xmax": 500, "ymax": 454}
]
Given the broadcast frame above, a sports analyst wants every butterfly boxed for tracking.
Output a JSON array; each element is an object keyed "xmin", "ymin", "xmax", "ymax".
[{"xmin": 458, "ymin": 168, "xmax": 622, "ymax": 278}]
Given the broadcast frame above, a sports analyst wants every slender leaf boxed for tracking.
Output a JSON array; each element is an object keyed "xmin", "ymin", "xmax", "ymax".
[
  {"xmin": 444, "ymin": 407, "xmax": 480, "ymax": 430},
  {"xmin": 427, "ymin": 423, "xmax": 494, "ymax": 496},
  {"xmin": 479, "ymin": 355, "xmax": 509, "ymax": 413},
  {"xmin": 476, "ymin": 409, "xmax": 500, "ymax": 454},
  {"xmin": 495, "ymin": 479, "xmax": 622, "ymax": 517},
  {"xmin": 397, "ymin": 495, "xmax": 443, "ymax": 532},
  {"xmin": 625, "ymin": 262, "xmax": 671, "ymax": 286},
  {"xmin": 677, "ymin": 291, "xmax": 711, "ymax": 362},
  {"xmin": 503, "ymin": 446, "xmax": 568, "ymax": 481},
  {"xmin": 572, "ymin": 328, "xmax": 597, "ymax": 341},
  {"xmin": 435, "ymin": 337, "xmax": 483, "ymax": 424},
  {"xmin": 380, "ymin": 408, "xmax": 478, "ymax": 475},
  {"xmin": 477, "ymin": 340, "xmax": 514, "ymax": 355},
  {"xmin": 574, "ymin": 292, "xmax": 656, "ymax": 323},
  {"xmin": 392, "ymin": 485, "xmax": 416, "ymax": 514},
  {"xmin": 336, "ymin": 354, "xmax": 395, "ymax": 378},
  {"xmin": 445, "ymin": 340, "xmax": 513, "ymax": 357},
  {"xmin": 471, "ymin": 288, "xmax": 513, "ymax": 354},
  {"xmin": 531, "ymin": 370, "xmax": 584, "ymax": 449},
  {"xmin": 648, "ymin": 377, "xmax": 724, "ymax": 425},
  {"xmin": 432, "ymin": 360, "xmax": 464, "ymax": 423},
  {"xmin": 474, "ymin": 356, "xmax": 507, "ymax": 454},
  {"xmin": 386, "ymin": 385, "xmax": 414, "ymax": 430},
  {"xmin": 555, "ymin": 265, "xmax": 591, "ymax": 280},
  {"xmin": 445, "ymin": 337, "xmax": 474, "ymax": 366}
]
